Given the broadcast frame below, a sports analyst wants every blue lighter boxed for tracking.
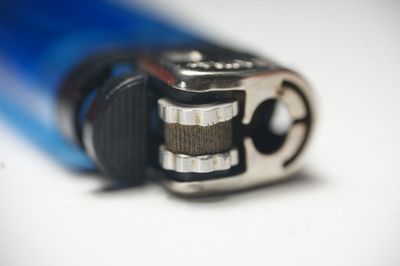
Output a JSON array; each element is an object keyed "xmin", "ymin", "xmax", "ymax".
[{"xmin": 0, "ymin": 0, "xmax": 316, "ymax": 195}]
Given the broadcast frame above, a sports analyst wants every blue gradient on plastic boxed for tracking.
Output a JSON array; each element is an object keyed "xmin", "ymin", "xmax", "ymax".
[{"xmin": 0, "ymin": 0, "xmax": 201, "ymax": 169}]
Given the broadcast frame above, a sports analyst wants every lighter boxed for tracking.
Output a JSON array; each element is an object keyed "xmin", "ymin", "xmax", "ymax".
[{"xmin": 0, "ymin": 0, "xmax": 316, "ymax": 195}]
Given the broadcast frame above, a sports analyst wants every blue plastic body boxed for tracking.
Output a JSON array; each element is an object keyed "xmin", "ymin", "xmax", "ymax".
[{"xmin": 0, "ymin": 0, "xmax": 201, "ymax": 169}]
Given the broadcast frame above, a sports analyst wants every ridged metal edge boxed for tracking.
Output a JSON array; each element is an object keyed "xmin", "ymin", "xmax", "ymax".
[
  {"xmin": 158, "ymin": 98, "xmax": 239, "ymax": 126},
  {"xmin": 159, "ymin": 146, "xmax": 239, "ymax": 173}
]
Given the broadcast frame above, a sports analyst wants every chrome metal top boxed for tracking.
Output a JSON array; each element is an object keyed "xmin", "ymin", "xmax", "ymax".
[{"xmin": 139, "ymin": 46, "xmax": 316, "ymax": 196}]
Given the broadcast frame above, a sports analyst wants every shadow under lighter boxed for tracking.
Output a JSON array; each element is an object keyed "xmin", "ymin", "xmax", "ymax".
[{"xmin": 0, "ymin": 0, "xmax": 316, "ymax": 195}]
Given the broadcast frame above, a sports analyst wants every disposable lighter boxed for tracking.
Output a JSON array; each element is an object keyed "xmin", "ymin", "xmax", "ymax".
[{"xmin": 0, "ymin": 0, "xmax": 316, "ymax": 195}]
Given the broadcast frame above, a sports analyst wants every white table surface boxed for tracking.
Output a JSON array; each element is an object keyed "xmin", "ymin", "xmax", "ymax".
[{"xmin": 1, "ymin": 0, "xmax": 399, "ymax": 265}]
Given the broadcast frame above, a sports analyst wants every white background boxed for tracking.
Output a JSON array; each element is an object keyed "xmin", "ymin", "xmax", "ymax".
[{"xmin": 1, "ymin": 0, "xmax": 399, "ymax": 265}]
